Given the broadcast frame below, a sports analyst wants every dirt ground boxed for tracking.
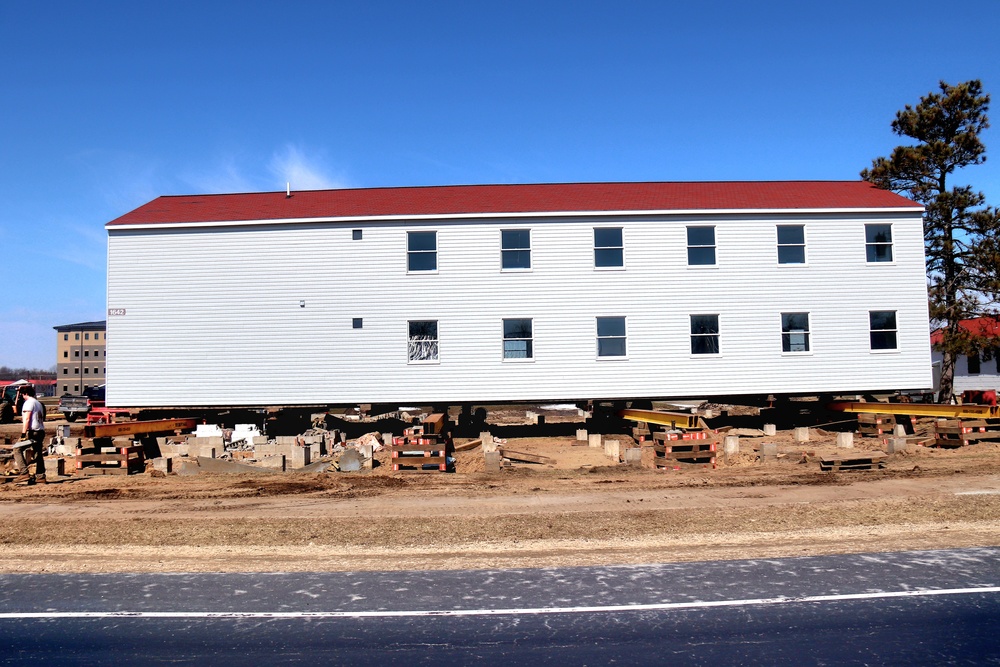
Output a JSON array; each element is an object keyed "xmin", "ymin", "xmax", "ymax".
[{"xmin": 0, "ymin": 412, "xmax": 998, "ymax": 574}]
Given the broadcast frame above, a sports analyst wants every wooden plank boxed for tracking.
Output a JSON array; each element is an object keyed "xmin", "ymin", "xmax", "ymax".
[
  {"xmin": 497, "ymin": 447, "xmax": 552, "ymax": 465},
  {"xmin": 452, "ymin": 438, "xmax": 482, "ymax": 452},
  {"xmin": 422, "ymin": 413, "xmax": 446, "ymax": 435},
  {"xmin": 85, "ymin": 418, "xmax": 198, "ymax": 438}
]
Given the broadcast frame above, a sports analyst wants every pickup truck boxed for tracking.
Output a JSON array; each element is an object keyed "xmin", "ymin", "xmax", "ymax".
[{"xmin": 57, "ymin": 385, "xmax": 106, "ymax": 422}]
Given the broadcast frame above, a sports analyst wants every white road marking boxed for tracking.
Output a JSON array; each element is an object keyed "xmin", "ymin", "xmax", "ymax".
[{"xmin": 1, "ymin": 586, "xmax": 998, "ymax": 619}]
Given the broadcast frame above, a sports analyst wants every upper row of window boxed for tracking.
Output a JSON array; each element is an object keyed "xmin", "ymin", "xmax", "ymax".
[{"xmin": 400, "ymin": 224, "xmax": 895, "ymax": 272}]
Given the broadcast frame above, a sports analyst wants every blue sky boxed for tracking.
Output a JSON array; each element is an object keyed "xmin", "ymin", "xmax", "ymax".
[{"xmin": 2, "ymin": 0, "xmax": 999, "ymax": 369}]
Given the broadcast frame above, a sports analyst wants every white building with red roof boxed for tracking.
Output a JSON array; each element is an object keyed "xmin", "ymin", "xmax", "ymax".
[
  {"xmin": 104, "ymin": 180, "xmax": 932, "ymax": 408},
  {"xmin": 931, "ymin": 317, "xmax": 1000, "ymax": 398}
]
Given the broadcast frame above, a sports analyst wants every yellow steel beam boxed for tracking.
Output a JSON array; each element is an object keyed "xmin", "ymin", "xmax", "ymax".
[
  {"xmin": 618, "ymin": 408, "xmax": 702, "ymax": 429},
  {"xmin": 829, "ymin": 402, "xmax": 1000, "ymax": 420},
  {"xmin": 85, "ymin": 418, "xmax": 199, "ymax": 438}
]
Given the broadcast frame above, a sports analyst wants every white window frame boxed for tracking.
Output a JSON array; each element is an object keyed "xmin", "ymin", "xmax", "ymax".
[
  {"xmin": 686, "ymin": 226, "xmax": 716, "ymax": 266},
  {"xmin": 596, "ymin": 316, "xmax": 627, "ymax": 359},
  {"xmin": 501, "ymin": 229, "xmax": 531, "ymax": 271},
  {"xmin": 780, "ymin": 312, "xmax": 811, "ymax": 354},
  {"xmin": 776, "ymin": 224, "xmax": 806, "ymax": 265},
  {"xmin": 865, "ymin": 224, "xmax": 894, "ymax": 263},
  {"xmin": 690, "ymin": 314, "xmax": 721, "ymax": 355},
  {"xmin": 502, "ymin": 318, "xmax": 534, "ymax": 361},
  {"xmin": 869, "ymin": 310, "xmax": 898, "ymax": 352},
  {"xmin": 407, "ymin": 320, "xmax": 439, "ymax": 363},
  {"xmin": 407, "ymin": 231, "xmax": 438, "ymax": 273},
  {"xmin": 594, "ymin": 227, "xmax": 624, "ymax": 269}
]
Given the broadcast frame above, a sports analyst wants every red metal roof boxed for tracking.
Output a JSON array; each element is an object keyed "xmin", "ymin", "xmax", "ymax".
[
  {"xmin": 106, "ymin": 181, "xmax": 921, "ymax": 227},
  {"xmin": 931, "ymin": 317, "xmax": 1000, "ymax": 345}
]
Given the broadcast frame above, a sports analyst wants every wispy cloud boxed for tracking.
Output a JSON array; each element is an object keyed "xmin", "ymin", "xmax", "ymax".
[{"xmin": 268, "ymin": 145, "xmax": 350, "ymax": 191}]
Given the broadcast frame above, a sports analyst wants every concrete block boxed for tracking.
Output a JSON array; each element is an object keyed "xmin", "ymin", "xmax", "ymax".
[
  {"xmin": 289, "ymin": 446, "xmax": 311, "ymax": 468},
  {"xmin": 252, "ymin": 436, "xmax": 269, "ymax": 447},
  {"xmin": 576, "ymin": 429, "xmax": 588, "ymax": 442},
  {"xmin": 761, "ymin": 442, "xmax": 778, "ymax": 461},
  {"xmin": 525, "ymin": 411, "xmax": 537, "ymax": 422},
  {"xmin": 382, "ymin": 432, "xmax": 394, "ymax": 447},
  {"xmin": 484, "ymin": 451, "xmax": 502, "ymax": 474},
  {"xmin": 481, "ymin": 432, "xmax": 498, "ymax": 453},
  {"xmin": 275, "ymin": 436, "xmax": 299, "ymax": 446},
  {"xmin": 56, "ymin": 425, "xmax": 71, "ymax": 439},
  {"xmin": 256, "ymin": 454, "xmax": 286, "ymax": 471},
  {"xmin": 793, "ymin": 427, "xmax": 810, "ymax": 442},
  {"xmin": 588, "ymin": 433, "xmax": 602, "ymax": 448},
  {"xmin": 359, "ymin": 443, "xmax": 374, "ymax": 469},
  {"xmin": 604, "ymin": 439, "xmax": 620, "ymax": 461},
  {"xmin": 190, "ymin": 445, "xmax": 216, "ymax": 459},
  {"xmin": 724, "ymin": 436, "xmax": 740, "ymax": 456},
  {"xmin": 836, "ymin": 432, "xmax": 854, "ymax": 449},
  {"xmin": 623, "ymin": 447, "xmax": 642, "ymax": 466},
  {"xmin": 158, "ymin": 443, "xmax": 188, "ymax": 458},
  {"xmin": 893, "ymin": 424, "xmax": 907, "ymax": 437},
  {"xmin": 52, "ymin": 440, "xmax": 78, "ymax": 456},
  {"xmin": 763, "ymin": 424, "xmax": 777, "ymax": 436},
  {"xmin": 151, "ymin": 457, "xmax": 173, "ymax": 473},
  {"xmin": 888, "ymin": 437, "xmax": 908, "ymax": 454}
]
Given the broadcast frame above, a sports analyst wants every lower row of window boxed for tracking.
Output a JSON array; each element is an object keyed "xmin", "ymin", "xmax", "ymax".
[{"xmin": 405, "ymin": 311, "xmax": 899, "ymax": 362}]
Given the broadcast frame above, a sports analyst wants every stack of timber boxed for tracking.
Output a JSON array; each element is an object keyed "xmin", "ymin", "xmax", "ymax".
[
  {"xmin": 932, "ymin": 419, "xmax": 1000, "ymax": 448},
  {"xmin": 652, "ymin": 430, "xmax": 717, "ymax": 469},
  {"xmin": 75, "ymin": 437, "xmax": 144, "ymax": 475},
  {"xmin": 75, "ymin": 418, "xmax": 198, "ymax": 476},
  {"xmin": 819, "ymin": 453, "xmax": 887, "ymax": 472},
  {"xmin": 857, "ymin": 413, "xmax": 896, "ymax": 438},
  {"xmin": 632, "ymin": 423, "xmax": 651, "ymax": 443},
  {"xmin": 389, "ymin": 425, "xmax": 450, "ymax": 472}
]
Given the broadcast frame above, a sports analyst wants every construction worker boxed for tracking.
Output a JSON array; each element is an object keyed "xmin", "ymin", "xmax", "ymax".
[{"xmin": 12, "ymin": 386, "xmax": 46, "ymax": 485}]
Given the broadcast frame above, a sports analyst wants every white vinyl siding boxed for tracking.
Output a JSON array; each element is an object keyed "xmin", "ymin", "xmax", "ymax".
[{"xmin": 106, "ymin": 210, "xmax": 931, "ymax": 406}]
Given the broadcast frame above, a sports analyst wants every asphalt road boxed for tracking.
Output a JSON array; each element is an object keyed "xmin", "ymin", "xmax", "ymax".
[{"xmin": 1, "ymin": 548, "xmax": 998, "ymax": 665}]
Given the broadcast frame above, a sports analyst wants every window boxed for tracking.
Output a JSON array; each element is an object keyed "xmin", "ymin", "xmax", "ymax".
[
  {"xmin": 865, "ymin": 224, "xmax": 893, "ymax": 262},
  {"xmin": 781, "ymin": 312, "xmax": 810, "ymax": 352},
  {"xmin": 95, "ymin": 333, "xmax": 100, "ymax": 340},
  {"xmin": 596, "ymin": 317, "xmax": 627, "ymax": 357},
  {"xmin": 869, "ymin": 310, "xmax": 898, "ymax": 350},
  {"xmin": 84, "ymin": 351, "xmax": 90, "ymax": 357},
  {"xmin": 352, "ymin": 318, "xmax": 363, "ymax": 329},
  {"xmin": 502, "ymin": 319, "xmax": 533, "ymax": 359},
  {"xmin": 74, "ymin": 368, "xmax": 79, "ymax": 375},
  {"xmin": 501, "ymin": 229, "xmax": 531, "ymax": 269},
  {"xmin": 777, "ymin": 225, "xmax": 806, "ymax": 264},
  {"xmin": 63, "ymin": 351, "xmax": 67, "ymax": 358},
  {"xmin": 62, "ymin": 385, "xmax": 67, "ymax": 393},
  {"xmin": 687, "ymin": 226, "xmax": 716, "ymax": 265},
  {"xmin": 73, "ymin": 385, "xmax": 78, "ymax": 392},
  {"xmin": 74, "ymin": 351, "xmax": 79, "ymax": 358},
  {"xmin": 84, "ymin": 368, "xmax": 89, "ymax": 374},
  {"xmin": 691, "ymin": 314, "xmax": 720, "ymax": 354},
  {"xmin": 74, "ymin": 333, "xmax": 79, "ymax": 340},
  {"xmin": 85, "ymin": 333, "xmax": 90, "ymax": 340},
  {"xmin": 62, "ymin": 368, "xmax": 67, "ymax": 375},
  {"xmin": 408, "ymin": 320, "xmax": 439, "ymax": 362},
  {"xmin": 594, "ymin": 228, "xmax": 624, "ymax": 268},
  {"xmin": 63, "ymin": 334, "xmax": 68, "ymax": 341},
  {"xmin": 968, "ymin": 352, "xmax": 981, "ymax": 375},
  {"xmin": 352, "ymin": 229, "xmax": 362, "ymax": 241},
  {"xmin": 407, "ymin": 231, "xmax": 437, "ymax": 272}
]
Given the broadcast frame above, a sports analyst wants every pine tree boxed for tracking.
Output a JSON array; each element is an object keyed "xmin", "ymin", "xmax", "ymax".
[{"xmin": 862, "ymin": 80, "xmax": 1000, "ymax": 401}]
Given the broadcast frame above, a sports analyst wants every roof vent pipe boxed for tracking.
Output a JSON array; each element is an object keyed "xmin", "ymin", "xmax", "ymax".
[{"xmin": 286, "ymin": 182, "xmax": 291, "ymax": 198}]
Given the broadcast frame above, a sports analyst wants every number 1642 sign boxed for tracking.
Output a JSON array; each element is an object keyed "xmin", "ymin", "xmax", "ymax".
[{"xmin": 108, "ymin": 308, "xmax": 126, "ymax": 316}]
